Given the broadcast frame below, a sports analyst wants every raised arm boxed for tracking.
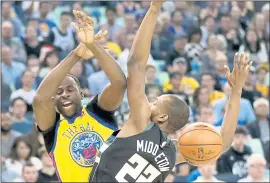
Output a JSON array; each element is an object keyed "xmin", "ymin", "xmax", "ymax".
[
  {"xmin": 125, "ymin": 2, "xmax": 164, "ymax": 133},
  {"xmin": 221, "ymin": 53, "xmax": 251, "ymax": 152},
  {"xmin": 72, "ymin": 11, "xmax": 126, "ymax": 111}
]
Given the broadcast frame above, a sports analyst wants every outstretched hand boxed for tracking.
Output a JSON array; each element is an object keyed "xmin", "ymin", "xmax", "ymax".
[
  {"xmin": 224, "ymin": 52, "xmax": 252, "ymax": 91},
  {"xmin": 151, "ymin": 0, "xmax": 165, "ymax": 8}
]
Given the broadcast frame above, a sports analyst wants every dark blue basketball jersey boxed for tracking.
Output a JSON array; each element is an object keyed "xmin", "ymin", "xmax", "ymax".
[{"xmin": 89, "ymin": 123, "xmax": 176, "ymax": 182}]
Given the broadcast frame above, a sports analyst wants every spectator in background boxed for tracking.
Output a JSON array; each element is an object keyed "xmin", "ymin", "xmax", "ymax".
[
  {"xmin": 261, "ymin": 3, "xmax": 269, "ymax": 40},
  {"xmin": 1, "ymin": 73, "xmax": 12, "ymax": 110},
  {"xmin": 239, "ymin": 29, "xmax": 268, "ymax": 65},
  {"xmin": 24, "ymin": 25, "xmax": 44, "ymax": 57},
  {"xmin": 252, "ymin": 13, "xmax": 266, "ymax": 41},
  {"xmin": 193, "ymin": 162, "xmax": 223, "ymax": 182},
  {"xmin": 10, "ymin": 98, "xmax": 32, "ymax": 134},
  {"xmin": 25, "ymin": 124, "xmax": 45, "ymax": 157},
  {"xmin": 169, "ymin": 10, "xmax": 186, "ymax": 35},
  {"xmin": 2, "ymin": 21, "xmax": 27, "ymax": 63},
  {"xmin": 145, "ymin": 64, "xmax": 160, "ymax": 85},
  {"xmin": 37, "ymin": 147, "xmax": 58, "ymax": 182},
  {"xmin": 217, "ymin": 127, "xmax": 252, "ymax": 178},
  {"xmin": 39, "ymin": 50, "xmax": 60, "ymax": 78},
  {"xmin": 1, "ymin": 111, "xmax": 22, "ymax": 158},
  {"xmin": 1, "ymin": 2, "xmax": 23, "ymax": 37},
  {"xmin": 70, "ymin": 61, "xmax": 90, "ymax": 97},
  {"xmin": 230, "ymin": 5, "xmax": 245, "ymax": 40},
  {"xmin": 238, "ymin": 154, "xmax": 268, "ymax": 182},
  {"xmin": 242, "ymin": 66, "xmax": 262, "ymax": 105},
  {"xmin": 196, "ymin": 105, "xmax": 215, "ymax": 125},
  {"xmin": 1, "ymin": 155, "xmax": 21, "ymax": 181},
  {"xmin": 201, "ymin": 72, "xmax": 224, "ymax": 104},
  {"xmin": 37, "ymin": 2, "xmax": 56, "ymax": 39},
  {"xmin": 5, "ymin": 137, "xmax": 42, "ymax": 175},
  {"xmin": 24, "ymin": 55, "xmax": 43, "ymax": 90},
  {"xmin": 192, "ymin": 87, "xmax": 210, "ymax": 116},
  {"xmin": 214, "ymin": 83, "xmax": 256, "ymax": 126},
  {"xmin": 213, "ymin": 51, "xmax": 228, "ymax": 87},
  {"xmin": 10, "ymin": 70, "xmax": 36, "ymax": 108},
  {"xmin": 235, "ymin": 1, "xmax": 254, "ymax": 31},
  {"xmin": 200, "ymin": 15, "xmax": 215, "ymax": 48},
  {"xmin": 1, "ymin": 46, "xmax": 26, "ymax": 91},
  {"xmin": 255, "ymin": 64, "xmax": 269, "ymax": 97},
  {"xmin": 14, "ymin": 162, "xmax": 39, "ymax": 182},
  {"xmin": 46, "ymin": 12, "xmax": 76, "ymax": 58}
]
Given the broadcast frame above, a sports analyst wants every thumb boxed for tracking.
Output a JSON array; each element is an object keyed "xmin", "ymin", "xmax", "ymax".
[
  {"xmin": 71, "ymin": 22, "xmax": 79, "ymax": 33},
  {"xmin": 224, "ymin": 65, "xmax": 233, "ymax": 87}
]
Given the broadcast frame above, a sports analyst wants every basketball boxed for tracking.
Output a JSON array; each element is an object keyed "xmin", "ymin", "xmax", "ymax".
[{"xmin": 178, "ymin": 122, "xmax": 223, "ymax": 166}]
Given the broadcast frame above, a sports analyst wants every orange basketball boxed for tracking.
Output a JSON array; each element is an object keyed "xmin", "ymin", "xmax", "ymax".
[{"xmin": 178, "ymin": 122, "xmax": 223, "ymax": 166}]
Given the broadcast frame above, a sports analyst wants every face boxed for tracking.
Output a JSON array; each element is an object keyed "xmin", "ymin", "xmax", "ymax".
[
  {"xmin": 220, "ymin": 16, "xmax": 231, "ymax": 32},
  {"xmin": 248, "ymin": 158, "xmax": 266, "ymax": 180},
  {"xmin": 2, "ymin": 46, "xmax": 12, "ymax": 65},
  {"xmin": 54, "ymin": 76, "xmax": 82, "ymax": 117},
  {"xmin": 2, "ymin": 22, "xmax": 13, "ymax": 39},
  {"xmin": 17, "ymin": 141, "xmax": 31, "ymax": 160},
  {"xmin": 61, "ymin": 14, "xmax": 72, "ymax": 29},
  {"xmin": 198, "ymin": 162, "xmax": 216, "ymax": 179},
  {"xmin": 145, "ymin": 67, "xmax": 156, "ymax": 82},
  {"xmin": 201, "ymin": 75, "xmax": 215, "ymax": 90},
  {"xmin": 254, "ymin": 14, "xmax": 265, "ymax": 30},
  {"xmin": 25, "ymin": 26, "xmax": 37, "ymax": 40},
  {"xmin": 257, "ymin": 69, "xmax": 267, "ymax": 82},
  {"xmin": 106, "ymin": 10, "xmax": 116, "ymax": 22},
  {"xmin": 233, "ymin": 134, "xmax": 247, "ymax": 151},
  {"xmin": 247, "ymin": 30, "xmax": 257, "ymax": 44},
  {"xmin": 207, "ymin": 34, "xmax": 218, "ymax": 49},
  {"xmin": 205, "ymin": 17, "xmax": 215, "ymax": 31},
  {"xmin": 231, "ymin": 6, "xmax": 241, "ymax": 20},
  {"xmin": 198, "ymin": 88, "xmax": 209, "ymax": 105},
  {"xmin": 172, "ymin": 11, "xmax": 182, "ymax": 24},
  {"xmin": 22, "ymin": 166, "xmax": 38, "ymax": 182},
  {"xmin": 191, "ymin": 33, "xmax": 202, "ymax": 43},
  {"xmin": 22, "ymin": 71, "xmax": 35, "ymax": 88},
  {"xmin": 27, "ymin": 57, "xmax": 40, "ymax": 77},
  {"xmin": 70, "ymin": 62, "xmax": 83, "ymax": 78},
  {"xmin": 28, "ymin": 19, "xmax": 39, "ymax": 30},
  {"xmin": 198, "ymin": 107, "xmax": 214, "ymax": 124},
  {"xmin": 149, "ymin": 95, "xmax": 171, "ymax": 124},
  {"xmin": 215, "ymin": 54, "xmax": 228, "ymax": 72},
  {"xmin": 46, "ymin": 53, "xmax": 59, "ymax": 68},
  {"xmin": 12, "ymin": 99, "xmax": 27, "ymax": 118},
  {"xmin": 170, "ymin": 74, "xmax": 182, "ymax": 89},
  {"xmin": 72, "ymin": 2, "xmax": 82, "ymax": 11},
  {"xmin": 124, "ymin": 14, "xmax": 136, "ymax": 27},
  {"xmin": 2, "ymin": 2, "xmax": 11, "ymax": 18},
  {"xmin": 41, "ymin": 152, "xmax": 53, "ymax": 167},
  {"xmin": 125, "ymin": 34, "xmax": 135, "ymax": 50},
  {"xmin": 255, "ymin": 103, "xmax": 269, "ymax": 117},
  {"xmin": 39, "ymin": 2, "xmax": 50, "ymax": 17},
  {"xmin": 174, "ymin": 38, "xmax": 187, "ymax": 51},
  {"xmin": 1, "ymin": 112, "xmax": 12, "ymax": 133}
]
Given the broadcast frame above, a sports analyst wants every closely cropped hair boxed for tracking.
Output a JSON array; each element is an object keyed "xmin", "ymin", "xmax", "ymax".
[
  {"xmin": 166, "ymin": 95, "xmax": 190, "ymax": 133},
  {"xmin": 67, "ymin": 74, "xmax": 81, "ymax": 88}
]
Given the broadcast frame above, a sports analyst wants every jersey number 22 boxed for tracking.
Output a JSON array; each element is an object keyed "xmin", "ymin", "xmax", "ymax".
[{"xmin": 115, "ymin": 153, "xmax": 161, "ymax": 182}]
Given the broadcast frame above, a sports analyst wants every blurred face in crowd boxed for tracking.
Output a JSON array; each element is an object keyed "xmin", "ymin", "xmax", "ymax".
[
  {"xmin": 172, "ymin": 11, "xmax": 183, "ymax": 25},
  {"xmin": 22, "ymin": 71, "xmax": 35, "ymax": 89},
  {"xmin": 61, "ymin": 14, "xmax": 72, "ymax": 30},
  {"xmin": 25, "ymin": 26, "xmax": 37, "ymax": 42},
  {"xmin": 255, "ymin": 102, "xmax": 269, "ymax": 117},
  {"xmin": 207, "ymin": 34, "xmax": 218, "ymax": 49},
  {"xmin": 262, "ymin": 6, "xmax": 269, "ymax": 22},
  {"xmin": 178, "ymin": 163, "xmax": 190, "ymax": 176},
  {"xmin": 254, "ymin": 13, "xmax": 265, "ymax": 31},
  {"xmin": 231, "ymin": 6, "xmax": 241, "ymax": 20},
  {"xmin": 257, "ymin": 69, "xmax": 267, "ymax": 83},
  {"xmin": 204, "ymin": 16, "xmax": 215, "ymax": 32},
  {"xmin": 220, "ymin": 15, "xmax": 231, "ymax": 33},
  {"xmin": 201, "ymin": 74, "xmax": 215, "ymax": 91},
  {"xmin": 27, "ymin": 56, "xmax": 40, "ymax": 77},
  {"xmin": 215, "ymin": 52, "xmax": 228, "ymax": 72},
  {"xmin": 141, "ymin": 1, "xmax": 151, "ymax": 9},
  {"xmin": 145, "ymin": 65, "xmax": 156, "ymax": 84},
  {"xmin": 46, "ymin": 52, "xmax": 59, "ymax": 69},
  {"xmin": 246, "ymin": 70, "xmax": 255, "ymax": 84},
  {"xmin": 41, "ymin": 152, "xmax": 54, "ymax": 167},
  {"xmin": 124, "ymin": 14, "xmax": 136, "ymax": 29},
  {"xmin": 2, "ymin": 46, "xmax": 12, "ymax": 65},
  {"xmin": 106, "ymin": 9, "xmax": 116, "ymax": 23},
  {"xmin": 198, "ymin": 106, "xmax": 214, "ymax": 124},
  {"xmin": 2, "ymin": 21, "xmax": 13, "ymax": 40},
  {"xmin": 125, "ymin": 33, "xmax": 135, "ymax": 50},
  {"xmin": 39, "ymin": 2, "xmax": 50, "ymax": 18},
  {"xmin": 198, "ymin": 162, "xmax": 216, "ymax": 179},
  {"xmin": 154, "ymin": 20, "xmax": 163, "ymax": 35},
  {"xmin": 247, "ymin": 30, "xmax": 258, "ymax": 45},
  {"xmin": 72, "ymin": 2, "xmax": 83, "ymax": 11},
  {"xmin": 233, "ymin": 133, "xmax": 247, "ymax": 151},
  {"xmin": 174, "ymin": 37, "xmax": 187, "ymax": 51},
  {"xmin": 248, "ymin": 155, "xmax": 267, "ymax": 181},
  {"xmin": 147, "ymin": 90, "xmax": 161, "ymax": 103},
  {"xmin": 1, "ymin": 112, "xmax": 12, "ymax": 133},
  {"xmin": 22, "ymin": 165, "xmax": 38, "ymax": 182},
  {"xmin": 190, "ymin": 33, "xmax": 202, "ymax": 44},
  {"xmin": 158, "ymin": 12, "xmax": 171, "ymax": 29},
  {"xmin": 54, "ymin": 76, "xmax": 82, "ymax": 117},
  {"xmin": 175, "ymin": 1, "xmax": 187, "ymax": 10},
  {"xmin": 173, "ymin": 61, "xmax": 187, "ymax": 75},
  {"xmin": 17, "ymin": 141, "xmax": 31, "ymax": 160},
  {"xmin": 198, "ymin": 87, "xmax": 209, "ymax": 105},
  {"xmin": 28, "ymin": 19, "xmax": 39, "ymax": 30},
  {"xmin": 12, "ymin": 99, "xmax": 27, "ymax": 118},
  {"xmin": 70, "ymin": 62, "xmax": 83, "ymax": 78},
  {"xmin": 2, "ymin": 2, "xmax": 11, "ymax": 19},
  {"xmin": 237, "ymin": 1, "xmax": 246, "ymax": 10},
  {"xmin": 170, "ymin": 73, "xmax": 182, "ymax": 90}
]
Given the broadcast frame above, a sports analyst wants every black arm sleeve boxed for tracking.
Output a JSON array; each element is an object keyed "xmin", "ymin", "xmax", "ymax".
[
  {"xmin": 37, "ymin": 112, "xmax": 60, "ymax": 152},
  {"xmin": 86, "ymin": 95, "xmax": 118, "ymax": 128}
]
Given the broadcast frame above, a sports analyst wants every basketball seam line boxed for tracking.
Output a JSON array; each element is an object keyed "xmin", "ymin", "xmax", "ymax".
[
  {"xmin": 179, "ymin": 128, "xmax": 221, "ymax": 139},
  {"xmin": 181, "ymin": 151, "xmax": 221, "ymax": 162}
]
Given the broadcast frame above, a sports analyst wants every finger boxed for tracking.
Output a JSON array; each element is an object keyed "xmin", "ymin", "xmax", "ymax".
[
  {"xmin": 101, "ymin": 30, "xmax": 108, "ymax": 36},
  {"xmin": 224, "ymin": 65, "xmax": 233, "ymax": 87},
  {"xmin": 94, "ymin": 30, "xmax": 102, "ymax": 40},
  {"xmin": 86, "ymin": 16, "xmax": 94, "ymax": 25},
  {"xmin": 240, "ymin": 52, "xmax": 244, "ymax": 67},
  {"xmin": 73, "ymin": 10, "xmax": 79, "ymax": 22},
  {"xmin": 246, "ymin": 61, "xmax": 253, "ymax": 71},
  {"xmin": 71, "ymin": 22, "xmax": 79, "ymax": 33},
  {"xmin": 233, "ymin": 52, "xmax": 238, "ymax": 69},
  {"xmin": 243, "ymin": 53, "xmax": 249, "ymax": 66}
]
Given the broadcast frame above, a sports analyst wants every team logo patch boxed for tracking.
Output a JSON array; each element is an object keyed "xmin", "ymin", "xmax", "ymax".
[{"xmin": 70, "ymin": 131, "xmax": 103, "ymax": 167}]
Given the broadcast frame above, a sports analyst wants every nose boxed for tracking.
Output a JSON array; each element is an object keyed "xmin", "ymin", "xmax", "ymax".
[{"xmin": 62, "ymin": 90, "xmax": 70, "ymax": 99}]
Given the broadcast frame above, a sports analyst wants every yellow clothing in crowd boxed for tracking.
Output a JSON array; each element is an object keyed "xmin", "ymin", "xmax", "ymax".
[
  {"xmin": 209, "ymin": 90, "xmax": 225, "ymax": 104},
  {"xmin": 256, "ymin": 83, "xmax": 269, "ymax": 97},
  {"xmin": 163, "ymin": 77, "xmax": 199, "ymax": 92}
]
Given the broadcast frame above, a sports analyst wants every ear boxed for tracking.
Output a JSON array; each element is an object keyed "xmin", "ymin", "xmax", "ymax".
[
  {"xmin": 157, "ymin": 114, "xmax": 168, "ymax": 123},
  {"xmin": 51, "ymin": 96, "xmax": 55, "ymax": 101},
  {"xmin": 80, "ymin": 92, "xmax": 84, "ymax": 99}
]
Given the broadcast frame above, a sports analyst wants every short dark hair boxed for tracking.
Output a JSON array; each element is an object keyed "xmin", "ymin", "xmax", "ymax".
[
  {"xmin": 67, "ymin": 74, "xmax": 81, "ymax": 88},
  {"xmin": 201, "ymin": 72, "xmax": 215, "ymax": 80},
  {"xmin": 166, "ymin": 95, "xmax": 190, "ymax": 133},
  {"xmin": 169, "ymin": 72, "xmax": 181, "ymax": 80},
  {"xmin": 61, "ymin": 11, "xmax": 72, "ymax": 17},
  {"xmin": 235, "ymin": 126, "xmax": 249, "ymax": 136},
  {"xmin": 22, "ymin": 162, "xmax": 35, "ymax": 172},
  {"xmin": 106, "ymin": 6, "xmax": 116, "ymax": 14},
  {"xmin": 10, "ymin": 97, "xmax": 27, "ymax": 107}
]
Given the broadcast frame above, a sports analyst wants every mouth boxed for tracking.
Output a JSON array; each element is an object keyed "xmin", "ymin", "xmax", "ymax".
[{"xmin": 62, "ymin": 102, "xmax": 73, "ymax": 108}]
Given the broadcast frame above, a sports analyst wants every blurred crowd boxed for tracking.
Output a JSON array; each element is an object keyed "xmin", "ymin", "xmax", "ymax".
[{"xmin": 1, "ymin": 1, "xmax": 270, "ymax": 182}]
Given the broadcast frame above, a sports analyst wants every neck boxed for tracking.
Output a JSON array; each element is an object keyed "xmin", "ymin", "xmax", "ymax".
[
  {"xmin": 108, "ymin": 20, "xmax": 114, "ymax": 25},
  {"xmin": 42, "ymin": 166, "xmax": 55, "ymax": 175},
  {"xmin": 1, "ymin": 131, "xmax": 11, "ymax": 137},
  {"xmin": 258, "ymin": 116, "xmax": 268, "ymax": 121},
  {"xmin": 60, "ymin": 26, "xmax": 68, "ymax": 33},
  {"xmin": 13, "ymin": 115, "xmax": 25, "ymax": 121},
  {"xmin": 22, "ymin": 86, "xmax": 32, "ymax": 91},
  {"xmin": 27, "ymin": 39, "xmax": 38, "ymax": 46},
  {"xmin": 233, "ymin": 145, "xmax": 244, "ymax": 152}
]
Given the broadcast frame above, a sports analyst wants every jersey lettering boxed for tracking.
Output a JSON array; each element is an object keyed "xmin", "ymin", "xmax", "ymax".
[{"xmin": 115, "ymin": 153, "xmax": 161, "ymax": 182}]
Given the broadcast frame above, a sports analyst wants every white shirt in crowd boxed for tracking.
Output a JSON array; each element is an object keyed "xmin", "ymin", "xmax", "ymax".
[
  {"xmin": 5, "ymin": 157, "xmax": 42, "ymax": 175},
  {"xmin": 238, "ymin": 175, "xmax": 269, "ymax": 182},
  {"xmin": 10, "ymin": 89, "xmax": 36, "ymax": 104},
  {"xmin": 193, "ymin": 176, "xmax": 225, "ymax": 182}
]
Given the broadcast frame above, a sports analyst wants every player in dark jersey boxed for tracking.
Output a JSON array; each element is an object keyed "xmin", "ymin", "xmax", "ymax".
[{"xmin": 90, "ymin": 1, "xmax": 252, "ymax": 182}]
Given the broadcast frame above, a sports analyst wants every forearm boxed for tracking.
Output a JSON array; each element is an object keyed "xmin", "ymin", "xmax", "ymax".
[
  {"xmin": 86, "ymin": 41, "xmax": 126, "ymax": 84},
  {"xmin": 220, "ymin": 89, "xmax": 242, "ymax": 151},
  {"xmin": 36, "ymin": 50, "xmax": 80, "ymax": 98},
  {"xmin": 128, "ymin": 5, "xmax": 160, "ymax": 66}
]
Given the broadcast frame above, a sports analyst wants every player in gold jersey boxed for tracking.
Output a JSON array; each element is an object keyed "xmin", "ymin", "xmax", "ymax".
[{"xmin": 33, "ymin": 12, "xmax": 126, "ymax": 182}]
